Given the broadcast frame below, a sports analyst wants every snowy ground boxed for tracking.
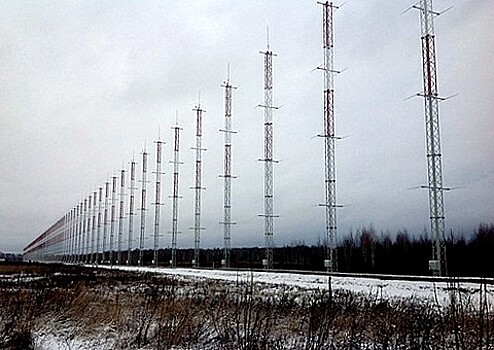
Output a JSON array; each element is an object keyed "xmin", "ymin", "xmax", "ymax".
[
  {"xmin": 25, "ymin": 265, "xmax": 494, "ymax": 349},
  {"xmin": 98, "ymin": 265, "xmax": 494, "ymax": 307}
]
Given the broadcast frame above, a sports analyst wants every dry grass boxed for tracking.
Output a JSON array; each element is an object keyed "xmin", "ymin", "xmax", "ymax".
[{"xmin": 0, "ymin": 263, "xmax": 493, "ymax": 350}]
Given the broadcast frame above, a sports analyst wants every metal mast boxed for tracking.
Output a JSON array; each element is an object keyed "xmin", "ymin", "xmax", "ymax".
[
  {"xmin": 91, "ymin": 191, "xmax": 97, "ymax": 263},
  {"xmin": 415, "ymin": 0, "xmax": 447, "ymax": 276},
  {"xmin": 153, "ymin": 139, "xmax": 164, "ymax": 267},
  {"xmin": 72, "ymin": 207, "xmax": 78, "ymax": 263},
  {"xmin": 96, "ymin": 186, "xmax": 103, "ymax": 265},
  {"xmin": 192, "ymin": 103, "xmax": 206, "ymax": 267},
  {"xmin": 117, "ymin": 169, "xmax": 126, "ymax": 265},
  {"xmin": 109, "ymin": 175, "xmax": 117, "ymax": 265},
  {"xmin": 69, "ymin": 208, "xmax": 74, "ymax": 263},
  {"xmin": 127, "ymin": 159, "xmax": 137, "ymax": 265},
  {"xmin": 78, "ymin": 201, "xmax": 84, "ymax": 263},
  {"xmin": 84, "ymin": 196, "xmax": 90, "ymax": 263},
  {"xmin": 139, "ymin": 149, "xmax": 148, "ymax": 266},
  {"xmin": 259, "ymin": 36, "xmax": 278, "ymax": 270},
  {"xmin": 319, "ymin": 1, "xmax": 339, "ymax": 272},
  {"xmin": 170, "ymin": 120, "xmax": 183, "ymax": 268},
  {"xmin": 63, "ymin": 213, "xmax": 68, "ymax": 262},
  {"xmin": 220, "ymin": 69, "xmax": 237, "ymax": 268},
  {"xmin": 102, "ymin": 181, "xmax": 110, "ymax": 263}
]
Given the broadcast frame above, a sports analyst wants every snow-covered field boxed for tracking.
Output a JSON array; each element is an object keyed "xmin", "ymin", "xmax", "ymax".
[
  {"xmin": 7, "ymin": 264, "xmax": 490, "ymax": 349},
  {"xmin": 99, "ymin": 265, "xmax": 494, "ymax": 307}
]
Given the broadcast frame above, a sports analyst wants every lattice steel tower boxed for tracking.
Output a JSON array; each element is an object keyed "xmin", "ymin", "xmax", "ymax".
[
  {"xmin": 96, "ymin": 186, "xmax": 103, "ymax": 264},
  {"xmin": 414, "ymin": 0, "xmax": 447, "ymax": 276},
  {"xmin": 170, "ymin": 120, "xmax": 183, "ymax": 268},
  {"xmin": 78, "ymin": 201, "xmax": 84, "ymax": 263},
  {"xmin": 117, "ymin": 169, "xmax": 126, "ymax": 265},
  {"xmin": 127, "ymin": 159, "xmax": 136, "ymax": 265},
  {"xmin": 109, "ymin": 175, "xmax": 117, "ymax": 265},
  {"xmin": 85, "ymin": 195, "xmax": 91, "ymax": 263},
  {"xmin": 192, "ymin": 103, "xmax": 206, "ymax": 268},
  {"xmin": 259, "ymin": 38, "xmax": 278, "ymax": 270},
  {"xmin": 318, "ymin": 1, "xmax": 339, "ymax": 273},
  {"xmin": 102, "ymin": 181, "xmax": 110, "ymax": 263},
  {"xmin": 153, "ymin": 139, "xmax": 164, "ymax": 267},
  {"xmin": 220, "ymin": 69, "xmax": 237, "ymax": 268},
  {"xmin": 91, "ymin": 191, "xmax": 97, "ymax": 263},
  {"xmin": 139, "ymin": 149, "xmax": 148, "ymax": 266}
]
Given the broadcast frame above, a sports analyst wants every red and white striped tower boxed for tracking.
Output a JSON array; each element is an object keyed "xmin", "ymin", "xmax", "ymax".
[
  {"xmin": 117, "ymin": 170, "xmax": 126, "ymax": 265},
  {"xmin": 127, "ymin": 159, "xmax": 137, "ymax": 265},
  {"xmin": 192, "ymin": 103, "xmax": 206, "ymax": 268},
  {"xmin": 170, "ymin": 119, "xmax": 183, "ymax": 268},
  {"xmin": 318, "ymin": 1, "xmax": 340, "ymax": 273},
  {"xmin": 139, "ymin": 149, "xmax": 148, "ymax": 266},
  {"xmin": 220, "ymin": 68, "xmax": 237, "ymax": 268},
  {"xmin": 414, "ymin": 0, "xmax": 448, "ymax": 276},
  {"xmin": 153, "ymin": 138, "xmax": 164, "ymax": 267},
  {"xmin": 259, "ymin": 33, "xmax": 278, "ymax": 270}
]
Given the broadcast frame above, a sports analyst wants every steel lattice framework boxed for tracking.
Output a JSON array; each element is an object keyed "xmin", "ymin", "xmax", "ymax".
[
  {"xmin": 127, "ymin": 159, "xmax": 136, "ymax": 266},
  {"xmin": 69, "ymin": 208, "xmax": 74, "ymax": 262},
  {"xmin": 103, "ymin": 181, "xmax": 110, "ymax": 263},
  {"xmin": 319, "ymin": 1, "xmax": 339, "ymax": 273},
  {"xmin": 91, "ymin": 191, "xmax": 97, "ymax": 263},
  {"xmin": 415, "ymin": 0, "xmax": 447, "ymax": 276},
  {"xmin": 220, "ymin": 73, "xmax": 237, "ymax": 268},
  {"xmin": 170, "ymin": 122, "xmax": 183, "ymax": 268},
  {"xmin": 153, "ymin": 140, "xmax": 164, "ymax": 267},
  {"xmin": 259, "ymin": 42, "xmax": 278, "ymax": 270},
  {"xmin": 109, "ymin": 175, "xmax": 117, "ymax": 265},
  {"xmin": 96, "ymin": 186, "xmax": 103, "ymax": 264},
  {"xmin": 117, "ymin": 169, "xmax": 126, "ymax": 265},
  {"xmin": 78, "ymin": 201, "xmax": 84, "ymax": 263},
  {"xmin": 139, "ymin": 150, "xmax": 148, "ymax": 266},
  {"xmin": 85, "ymin": 196, "xmax": 91, "ymax": 263},
  {"xmin": 192, "ymin": 105, "xmax": 206, "ymax": 268}
]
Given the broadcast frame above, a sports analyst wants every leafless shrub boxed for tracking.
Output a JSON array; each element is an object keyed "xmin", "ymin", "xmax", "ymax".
[{"xmin": 1, "ymin": 263, "xmax": 493, "ymax": 349}]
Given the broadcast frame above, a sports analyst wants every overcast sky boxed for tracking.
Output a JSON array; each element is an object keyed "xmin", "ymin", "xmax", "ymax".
[{"xmin": 1, "ymin": 1, "xmax": 493, "ymax": 253}]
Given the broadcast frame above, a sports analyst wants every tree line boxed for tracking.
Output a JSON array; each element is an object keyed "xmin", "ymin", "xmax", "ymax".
[{"xmin": 147, "ymin": 223, "xmax": 494, "ymax": 277}]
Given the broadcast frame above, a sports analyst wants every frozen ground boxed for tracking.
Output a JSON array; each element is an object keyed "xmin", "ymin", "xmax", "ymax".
[
  {"xmin": 99, "ymin": 265, "xmax": 494, "ymax": 307},
  {"xmin": 21, "ymin": 264, "xmax": 494, "ymax": 350}
]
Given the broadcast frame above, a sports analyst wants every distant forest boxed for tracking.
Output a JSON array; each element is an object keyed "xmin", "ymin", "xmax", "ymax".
[{"xmin": 144, "ymin": 223, "xmax": 494, "ymax": 277}]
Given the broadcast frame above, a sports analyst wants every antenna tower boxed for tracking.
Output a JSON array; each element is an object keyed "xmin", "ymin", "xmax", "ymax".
[
  {"xmin": 414, "ymin": 0, "xmax": 447, "ymax": 276},
  {"xmin": 220, "ymin": 69, "xmax": 237, "ymax": 268},
  {"xmin": 96, "ymin": 186, "xmax": 103, "ymax": 264},
  {"xmin": 85, "ymin": 196, "xmax": 91, "ymax": 263},
  {"xmin": 139, "ymin": 150, "xmax": 148, "ymax": 266},
  {"xmin": 259, "ymin": 34, "xmax": 279, "ymax": 270},
  {"xmin": 77, "ymin": 202, "xmax": 83, "ymax": 263},
  {"xmin": 318, "ymin": 1, "xmax": 340, "ymax": 272},
  {"xmin": 117, "ymin": 169, "xmax": 126, "ymax": 265},
  {"xmin": 170, "ymin": 120, "xmax": 183, "ymax": 268},
  {"xmin": 153, "ymin": 139, "xmax": 164, "ymax": 267},
  {"xmin": 110, "ymin": 175, "xmax": 117, "ymax": 265},
  {"xmin": 68, "ymin": 209, "xmax": 74, "ymax": 262},
  {"xmin": 192, "ymin": 103, "xmax": 206, "ymax": 267},
  {"xmin": 91, "ymin": 191, "xmax": 97, "ymax": 263},
  {"xmin": 127, "ymin": 159, "xmax": 137, "ymax": 265},
  {"xmin": 102, "ymin": 181, "xmax": 110, "ymax": 263}
]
